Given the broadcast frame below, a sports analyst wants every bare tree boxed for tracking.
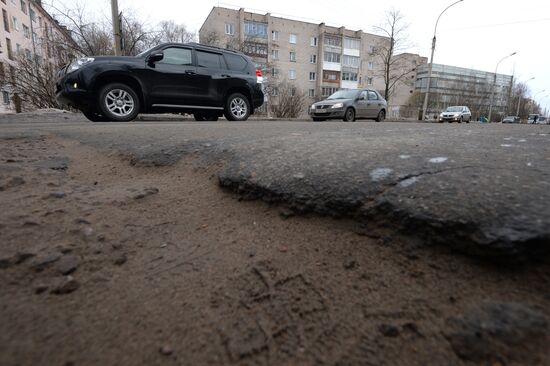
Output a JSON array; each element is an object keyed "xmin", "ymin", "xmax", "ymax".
[
  {"xmin": 372, "ymin": 9, "xmax": 413, "ymax": 103},
  {"xmin": 156, "ymin": 21, "xmax": 196, "ymax": 43},
  {"xmin": 270, "ymin": 80, "xmax": 307, "ymax": 118}
]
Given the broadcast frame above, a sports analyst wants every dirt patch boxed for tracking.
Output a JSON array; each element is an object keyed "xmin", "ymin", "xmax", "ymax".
[{"xmin": 1, "ymin": 135, "xmax": 549, "ymax": 365}]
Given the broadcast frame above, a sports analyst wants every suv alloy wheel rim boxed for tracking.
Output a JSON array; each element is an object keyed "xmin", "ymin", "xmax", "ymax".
[
  {"xmin": 230, "ymin": 97, "xmax": 247, "ymax": 119},
  {"xmin": 105, "ymin": 89, "xmax": 135, "ymax": 117}
]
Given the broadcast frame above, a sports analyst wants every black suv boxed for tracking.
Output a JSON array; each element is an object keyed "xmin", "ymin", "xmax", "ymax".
[{"xmin": 56, "ymin": 43, "xmax": 264, "ymax": 122}]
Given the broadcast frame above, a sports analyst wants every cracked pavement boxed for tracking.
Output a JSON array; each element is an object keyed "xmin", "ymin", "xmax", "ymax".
[{"xmin": 2, "ymin": 113, "xmax": 549, "ymax": 260}]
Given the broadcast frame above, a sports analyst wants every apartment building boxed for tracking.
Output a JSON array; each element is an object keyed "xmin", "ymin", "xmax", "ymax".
[
  {"xmin": 199, "ymin": 6, "xmax": 390, "ymax": 113},
  {"xmin": 415, "ymin": 63, "xmax": 514, "ymax": 120},
  {"xmin": 0, "ymin": 0, "xmax": 75, "ymax": 113},
  {"xmin": 387, "ymin": 53, "xmax": 428, "ymax": 118}
]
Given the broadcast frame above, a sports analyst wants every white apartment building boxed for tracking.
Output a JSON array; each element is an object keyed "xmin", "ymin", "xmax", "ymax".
[
  {"xmin": 0, "ymin": 0, "xmax": 75, "ymax": 113},
  {"xmin": 199, "ymin": 7, "xmax": 391, "ymax": 113}
]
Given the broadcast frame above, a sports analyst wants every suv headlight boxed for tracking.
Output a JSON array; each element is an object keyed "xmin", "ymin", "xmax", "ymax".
[
  {"xmin": 331, "ymin": 103, "xmax": 344, "ymax": 109},
  {"xmin": 67, "ymin": 57, "xmax": 95, "ymax": 73}
]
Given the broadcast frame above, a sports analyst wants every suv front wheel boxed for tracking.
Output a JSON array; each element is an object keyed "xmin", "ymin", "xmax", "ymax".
[
  {"xmin": 98, "ymin": 83, "xmax": 140, "ymax": 122},
  {"xmin": 224, "ymin": 93, "xmax": 251, "ymax": 121}
]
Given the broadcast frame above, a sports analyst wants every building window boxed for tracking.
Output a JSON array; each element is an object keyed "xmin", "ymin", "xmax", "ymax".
[
  {"xmin": 322, "ymin": 87, "xmax": 339, "ymax": 97},
  {"xmin": 342, "ymin": 55, "xmax": 360, "ymax": 68},
  {"xmin": 342, "ymin": 72, "xmax": 358, "ymax": 81},
  {"xmin": 16, "ymin": 43, "xmax": 21, "ymax": 55},
  {"xmin": 2, "ymin": 9, "xmax": 9, "ymax": 32},
  {"xmin": 368, "ymin": 62, "xmax": 374, "ymax": 70},
  {"xmin": 271, "ymin": 87, "xmax": 278, "ymax": 97},
  {"xmin": 289, "ymin": 33, "xmax": 297, "ymax": 44},
  {"xmin": 271, "ymin": 68, "xmax": 280, "ymax": 78},
  {"xmin": 324, "ymin": 35, "xmax": 341, "ymax": 47},
  {"xmin": 290, "ymin": 87, "xmax": 297, "ymax": 97},
  {"xmin": 243, "ymin": 42, "xmax": 268, "ymax": 57},
  {"xmin": 310, "ymin": 54, "xmax": 317, "ymax": 64},
  {"xmin": 244, "ymin": 21, "xmax": 267, "ymax": 38},
  {"xmin": 323, "ymin": 70, "xmax": 340, "ymax": 82},
  {"xmin": 288, "ymin": 69, "xmax": 296, "ymax": 80},
  {"xmin": 308, "ymin": 89, "xmax": 315, "ymax": 98},
  {"xmin": 224, "ymin": 23, "xmax": 234, "ymax": 35},
  {"xmin": 367, "ymin": 77, "xmax": 373, "ymax": 85},
  {"xmin": 343, "ymin": 37, "xmax": 360, "ymax": 50},
  {"xmin": 323, "ymin": 52, "xmax": 340, "ymax": 63},
  {"xmin": 6, "ymin": 38, "xmax": 13, "ymax": 60},
  {"xmin": 25, "ymin": 48, "xmax": 31, "ymax": 60},
  {"xmin": 272, "ymin": 30, "xmax": 279, "ymax": 41},
  {"xmin": 12, "ymin": 17, "xmax": 19, "ymax": 31},
  {"xmin": 3, "ymin": 91, "xmax": 9, "ymax": 105},
  {"xmin": 20, "ymin": 0, "xmax": 27, "ymax": 14},
  {"xmin": 23, "ymin": 24, "xmax": 29, "ymax": 38},
  {"xmin": 368, "ymin": 45, "xmax": 377, "ymax": 54},
  {"xmin": 310, "ymin": 36, "xmax": 317, "ymax": 46},
  {"xmin": 271, "ymin": 49, "xmax": 279, "ymax": 60},
  {"xmin": 309, "ymin": 72, "xmax": 316, "ymax": 81},
  {"xmin": 289, "ymin": 51, "xmax": 296, "ymax": 62}
]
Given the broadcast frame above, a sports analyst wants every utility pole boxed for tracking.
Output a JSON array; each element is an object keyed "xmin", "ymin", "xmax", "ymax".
[{"xmin": 111, "ymin": 0, "xmax": 122, "ymax": 56}]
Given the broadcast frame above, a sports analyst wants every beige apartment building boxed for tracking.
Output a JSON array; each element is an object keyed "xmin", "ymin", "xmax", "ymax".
[
  {"xmin": 199, "ymin": 6, "xmax": 395, "ymax": 114},
  {"xmin": 0, "ymin": 0, "xmax": 75, "ymax": 113}
]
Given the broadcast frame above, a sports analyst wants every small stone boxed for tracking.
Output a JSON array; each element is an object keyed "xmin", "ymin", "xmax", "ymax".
[
  {"xmin": 133, "ymin": 187, "xmax": 159, "ymax": 200},
  {"xmin": 14, "ymin": 252, "xmax": 35, "ymax": 264},
  {"xmin": 35, "ymin": 284, "xmax": 49, "ymax": 294},
  {"xmin": 279, "ymin": 208, "xmax": 295, "ymax": 219},
  {"xmin": 30, "ymin": 252, "xmax": 63, "ymax": 271},
  {"xmin": 75, "ymin": 218, "xmax": 91, "ymax": 225},
  {"xmin": 278, "ymin": 246, "xmax": 289, "ymax": 253},
  {"xmin": 51, "ymin": 276, "xmax": 80, "ymax": 295},
  {"xmin": 0, "ymin": 257, "xmax": 12, "ymax": 269},
  {"xmin": 23, "ymin": 220, "xmax": 41, "ymax": 226},
  {"xmin": 114, "ymin": 254, "xmax": 127, "ymax": 266},
  {"xmin": 111, "ymin": 243, "xmax": 123, "ymax": 251},
  {"xmin": 379, "ymin": 324, "xmax": 400, "ymax": 337},
  {"xmin": 402, "ymin": 322, "xmax": 421, "ymax": 335},
  {"xmin": 344, "ymin": 260, "xmax": 358, "ymax": 270},
  {"xmin": 49, "ymin": 191, "xmax": 66, "ymax": 199},
  {"xmin": 159, "ymin": 345, "xmax": 173, "ymax": 356},
  {"xmin": 81, "ymin": 227, "xmax": 95, "ymax": 239},
  {"xmin": 55, "ymin": 255, "xmax": 80, "ymax": 275}
]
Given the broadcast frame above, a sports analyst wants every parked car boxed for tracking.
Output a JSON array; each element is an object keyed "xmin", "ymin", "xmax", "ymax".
[
  {"xmin": 439, "ymin": 106, "xmax": 471, "ymax": 123},
  {"xmin": 56, "ymin": 43, "xmax": 264, "ymax": 122},
  {"xmin": 309, "ymin": 89, "xmax": 387, "ymax": 122},
  {"xmin": 502, "ymin": 116, "xmax": 521, "ymax": 123},
  {"xmin": 528, "ymin": 114, "xmax": 540, "ymax": 124},
  {"xmin": 536, "ymin": 116, "xmax": 548, "ymax": 125}
]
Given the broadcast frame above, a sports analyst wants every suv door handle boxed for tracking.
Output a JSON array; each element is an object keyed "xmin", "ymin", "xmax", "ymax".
[{"xmin": 184, "ymin": 70, "xmax": 196, "ymax": 75}]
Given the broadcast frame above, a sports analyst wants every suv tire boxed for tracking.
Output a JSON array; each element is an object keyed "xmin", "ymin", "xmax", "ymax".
[
  {"xmin": 224, "ymin": 93, "xmax": 251, "ymax": 121},
  {"xmin": 98, "ymin": 83, "xmax": 140, "ymax": 122}
]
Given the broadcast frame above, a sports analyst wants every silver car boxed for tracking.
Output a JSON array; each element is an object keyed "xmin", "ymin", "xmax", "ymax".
[
  {"xmin": 439, "ymin": 106, "xmax": 472, "ymax": 123},
  {"xmin": 309, "ymin": 89, "xmax": 387, "ymax": 122}
]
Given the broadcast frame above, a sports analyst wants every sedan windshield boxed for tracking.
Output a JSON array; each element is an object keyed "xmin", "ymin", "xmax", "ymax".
[
  {"xmin": 445, "ymin": 107, "xmax": 463, "ymax": 112},
  {"xmin": 328, "ymin": 90, "xmax": 359, "ymax": 100}
]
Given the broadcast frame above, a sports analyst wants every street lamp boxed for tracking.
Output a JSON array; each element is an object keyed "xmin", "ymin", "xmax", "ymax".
[
  {"xmin": 516, "ymin": 77, "xmax": 535, "ymax": 117},
  {"xmin": 487, "ymin": 52, "xmax": 516, "ymax": 122},
  {"xmin": 421, "ymin": 0, "xmax": 465, "ymax": 121}
]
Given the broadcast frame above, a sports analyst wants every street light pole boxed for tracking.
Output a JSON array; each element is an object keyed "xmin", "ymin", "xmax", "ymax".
[
  {"xmin": 487, "ymin": 52, "xmax": 516, "ymax": 123},
  {"xmin": 111, "ymin": 0, "xmax": 122, "ymax": 56},
  {"xmin": 421, "ymin": 0, "xmax": 464, "ymax": 121},
  {"xmin": 516, "ymin": 77, "xmax": 535, "ymax": 117}
]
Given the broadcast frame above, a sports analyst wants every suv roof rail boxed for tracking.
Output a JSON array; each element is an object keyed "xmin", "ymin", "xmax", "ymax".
[{"xmin": 185, "ymin": 42, "xmax": 243, "ymax": 55}]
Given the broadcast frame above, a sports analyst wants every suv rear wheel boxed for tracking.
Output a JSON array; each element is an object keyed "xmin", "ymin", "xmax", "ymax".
[
  {"xmin": 98, "ymin": 83, "xmax": 140, "ymax": 122},
  {"xmin": 224, "ymin": 93, "xmax": 251, "ymax": 121}
]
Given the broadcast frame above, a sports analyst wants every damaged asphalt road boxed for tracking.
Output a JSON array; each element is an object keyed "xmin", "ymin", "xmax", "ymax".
[{"xmin": 3, "ymin": 115, "xmax": 550, "ymax": 260}]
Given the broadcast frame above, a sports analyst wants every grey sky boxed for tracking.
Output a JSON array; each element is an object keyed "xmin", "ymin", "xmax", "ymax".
[{"xmin": 54, "ymin": 0, "xmax": 550, "ymax": 109}]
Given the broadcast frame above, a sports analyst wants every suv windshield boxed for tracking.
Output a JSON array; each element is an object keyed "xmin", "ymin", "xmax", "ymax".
[
  {"xmin": 446, "ymin": 107, "xmax": 463, "ymax": 112},
  {"xmin": 328, "ymin": 90, "xmax": 359, "ymax": 100}
]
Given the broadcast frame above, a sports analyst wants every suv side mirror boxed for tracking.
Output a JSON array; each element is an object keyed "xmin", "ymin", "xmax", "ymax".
[{"xmin": 147, "ymin": 52, "xmax": 164, "ymax": 65}]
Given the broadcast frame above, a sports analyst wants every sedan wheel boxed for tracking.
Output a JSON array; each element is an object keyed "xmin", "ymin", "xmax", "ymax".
[
  {"xmin": 343, "ymin": 108, "xmax": 355, "ymax": 122},
  {"xmin": 376, "ymin": 110, "xmax": 386, "ymax": 122}
]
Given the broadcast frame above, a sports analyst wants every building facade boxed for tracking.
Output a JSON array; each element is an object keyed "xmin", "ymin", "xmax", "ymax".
[
  {"xmin": 415, "ymin": 63, "xmax": 514, "ymax": 120},
  {"xmin": 199, "ymin": 6, "xmax": 390, "ymax": 114},
  {"xmin": 0, "ymin": 0, "xmax": 75, "ymax": 113},
  {"xmin": 387, "ymin": 52, "xmax": 427, "ymax": 118}
]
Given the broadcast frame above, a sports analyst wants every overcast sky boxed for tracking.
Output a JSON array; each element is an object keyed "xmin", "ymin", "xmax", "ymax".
[{"xmin": 53, "ymin": 0, "xmax": 550, "ymax": 109}]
